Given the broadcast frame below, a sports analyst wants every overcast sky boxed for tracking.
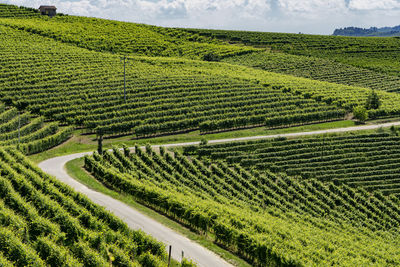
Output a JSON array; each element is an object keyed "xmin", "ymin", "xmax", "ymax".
[{"xmin": 4, "ymin": 0, "xmax": 400, "ymax": 34}]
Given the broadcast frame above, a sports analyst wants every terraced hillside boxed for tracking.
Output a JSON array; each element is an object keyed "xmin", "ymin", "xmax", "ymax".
[
  {"xmin": 193, "ymin": 130, "xmax": 400, "ymax": 195},
  {"xmin": 1, "ymin": 10, "xmax": 400, "ymax": 137},
  {"xmin": 223, "ymin": 51, "xmax": 400, "ymax": 93},
  {"xmin": 0, "ymin": 4, "xmax": 39, "ymax": 18},
  {"xmin": 0, "ymin": 104, "xmax": 71, "ymax": 154},
  {"xmin": 186, "ymin": 28, "xmax": 400, "ymax": 75},
  {"xmin": 0, "ymin": 24, "xmax": 358, "ymax": 136},
  {"xmin": 2, "ymin": 3, "xmax": 400, "ymax": 266},
  {"xmin": 0, "ymin": 16, "xmax": 255, "ymax": 59},
  {"xmin": 84, "ymin": 146, "xmax": 400, "ymax": 266},
  {"xmin": 0, "ymin": 148, "xmax": 168, "ymax": 266}
]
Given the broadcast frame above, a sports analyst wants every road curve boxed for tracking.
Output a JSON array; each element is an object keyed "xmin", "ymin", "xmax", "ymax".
[
  {"xmin": 38, "ymin": 153, "xmax": 232, "ymax": 267},
  {"xmin": 38, "ymin": 121, "xmax": 400, "ymax": 266}
]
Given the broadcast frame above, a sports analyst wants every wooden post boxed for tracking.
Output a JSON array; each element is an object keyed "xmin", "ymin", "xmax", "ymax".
[{"xmin": 168, "ymin": 245, "xmax": 172, "ymax": 267}]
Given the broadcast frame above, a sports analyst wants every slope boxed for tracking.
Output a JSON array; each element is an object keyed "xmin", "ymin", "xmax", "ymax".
[
  {"xmin": 0, "ymin": 104, "xmax": 72, "ymax": 154},
  {"xmin": 83, "ymin": 145, "xmax": 400, "ymax": 266},
  {"xmin": 0, "ymin": 16, "xmax": 255, "ymax": 59},
  {"xmin": 0, "ymin": 3, "xmax": 39, "ymax": 18},
  {"xmin": 195, "ymin": 128, "xmax": 400, "ymax": 195},
  {"xmin": 223, "ymin": 51, "xmax": 400, "ymax": 93},
  {"xmin": 186, "ymin": 28, "xmax": 400, "ymax": 77},
  {"xmin": 0, "ymin": 24, "xmax": 354, "ymax": 136},
  {"xmin": 0, "ymin": 148, "xmax": 168, "ymax": 266}
]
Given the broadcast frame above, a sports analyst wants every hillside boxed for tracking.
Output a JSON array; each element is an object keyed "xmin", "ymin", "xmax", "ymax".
[
  {"xmin": 0, "ymin": 16, "xmax": 255, "ymax": 59},
  {"xmin": 195, "ymin": 130, "xmax": 400, "ymax": 195},
  {"xmin": 1, "ymin": 3, "xmax": 400, "ymax": 266},
  {"xmin": 186, "ymin": 28, "xmax": 400, "ymax": 77},
  {"xmin": 0, "ymin": 23, "xmax": 351, "ymax": 137},
  {"xmin": 0, "ymin": 104, "xmax": 71, "ymax": 154},
  {"xmin": 84, "ymin": 145, "xmax": 400, "ymax": 266},
  {"xmin": 0, "ymin": 148, "xmax": 168, "ymax": 266},
  {"xmin": 1, "ymin": 21, "xmax": 400, "ymax": 138},
  {"xmin": 0, "ymin": 3, "xmax": 39, "ymax": 18}
]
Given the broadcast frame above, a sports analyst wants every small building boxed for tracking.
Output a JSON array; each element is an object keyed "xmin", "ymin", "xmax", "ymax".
[{"xmin": 38, "ymin": 5, "xmax": 56, "ymax": 17}]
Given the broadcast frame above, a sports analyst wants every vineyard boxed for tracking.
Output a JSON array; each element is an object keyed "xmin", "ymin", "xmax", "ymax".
[
  {"xmin": 84, "ymin": 145, "xmax": 400, "ymax": 266},
  {"xmin": 192, "ymin": 130, "xmax": 400, "ymax": 195},
  {"xmin": 0, "ymin": 148, "xmax": 168, "ymax": 266},
  {"xmin": 1, "ymin": 22, "xmax": 400, "ymax": 137},
  {"xmin": 186, "ymin": 28, "xmax": 400, "ymax": 77},
  {"xmin": 0, "ymin": 16, "xmax": 256, "ymax": 59},
  {"xmin": 223, "ymin": 51, "xmax": 400, "ymax": 93},
  {"xmin": 0, "ymin": 4, "xmax": 39, "ymax": 18},
  {"xmin": 0, "ymin": 104, "xmax": 71, "ymax": 154},
  {"xmin": 1, "ymin": 3, "xmax": 400, "ymax": 266},
  {"xmin": 0, "ymin": 23, "xmax": 360, "ymax": 137}
]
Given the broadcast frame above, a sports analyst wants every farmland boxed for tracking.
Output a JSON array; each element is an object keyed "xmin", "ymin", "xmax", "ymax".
[
  {"xmin": 223, "ymin": 51, "xmax": 400, "ymax": 93},
  {"xmin": 0, "ymin": 148, "xmax": 168, "ymax": 266},
  {"xmin": 193, "ymin": 130, "xmax": 400, "ymax": 195},
  {"xmin": 84, "ymin": 145, "xmax": 400, "ymax": 266},
  {"xmin": 2, "ymin": 22, "xmax": 400, "ymax": 138},
  {"xmin": 1, "ymin": 2, "xmax": 400, "ymax": 266},
  {"xmin": 186, "ymin": 28, "xmax": 400, "ymax": 77},
  {"xmin": 0, "ymin": 103, "xmax": 71, "ymax": 154}
]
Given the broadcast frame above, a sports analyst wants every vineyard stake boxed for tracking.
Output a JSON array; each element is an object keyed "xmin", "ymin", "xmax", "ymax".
[{"xmin": 168, "ymin": 245, "xmax": 172, "ymax": 267}]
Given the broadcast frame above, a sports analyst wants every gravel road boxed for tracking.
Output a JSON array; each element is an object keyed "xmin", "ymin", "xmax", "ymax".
[{"xmin": 38, "ymin": 121, "xmax": 400, "ymax": 266}]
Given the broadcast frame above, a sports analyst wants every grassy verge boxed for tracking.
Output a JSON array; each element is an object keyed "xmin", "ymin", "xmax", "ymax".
[
  {"xmin": 66, "ymin": 158, "xmax": 251, "ymax": 267},
  {"xmin": 29, "ymin": 120, "xmax": 356, "ymax": 163}
]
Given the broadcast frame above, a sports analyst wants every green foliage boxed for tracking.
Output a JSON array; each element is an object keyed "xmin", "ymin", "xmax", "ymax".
[
  {"xmin": 353, "ymin": 105, "xmax": 368, "ymax": 122},
  {"xmin": 0, "ymin": 24, "xmax": 354, "ymax": 137},
  {"xmin": 224, "ymin": 51, "xmax": 400, "ymax": 93},
  {"xmin": 0, "ymin": 148, "xmax": 167, "ymax": 266},
  {"xmin": 0, "ymin": 16, "xmax": 254, "ymax": 60},
  {"xmin": 181, "ymin": 258, "xmax": 197, "ymax": 267},
  {"xmin": 198, "ymin": 131, "xmax": 400, "ymax": 194},
  {"xmin": 0, "ymin": 105, "xmax": 72, "ymax": 154},
  {"xmin": 85, "ymin": 145, "xmax": 400, "ymax": 266},
  {"xmin": 365, "ymin": 90, "xmax": 381, "ymax": 110},
  {"xmin": 202, "ymin": 52, "xmax": 220, "ymax": 62},
  {"xmin": 0, "ymin": 4, "xmax": 40, "ymax": 18},
  {"xmin": 187, "ymin": 28, "xmax": 400, "ymax": 77}
]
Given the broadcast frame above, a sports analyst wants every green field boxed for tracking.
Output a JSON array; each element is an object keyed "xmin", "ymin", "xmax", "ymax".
[
  {"xmin": 193, "ymin": 128, "xmax": 400, "ymax": 195},
  {"xmin": 0, "ymin": 103, "xmax": 71, "ymax": 154},
  {"xmin": 1, "ymin": 3, "xmax": 400, "ymax": 266},
  {"xmin": 223, "ymin": 51, "xmax": 400, "ymax": 93},
  {"xmin": 186, "ymin": 28, "xmax": 400, "ymax": 76},
  {"xmin": 0, "ymin": 148, "xmax": 169, "ymax": 266},
  {"xmin": 84, "ymin": 145, "xmax": 400, "ymax": 266}
]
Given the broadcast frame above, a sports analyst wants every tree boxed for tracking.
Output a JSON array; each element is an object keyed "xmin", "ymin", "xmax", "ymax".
[
  {"xmin": 353, "ymin": 106, "xmax": 368, "ymax": 122},
  {"xmin": 365, "ymin": 90, "xmax": 381, "ymax": 110},
  {"xmin": 97, "ymin": 134, "xmax": 103, "ymax": 155}
]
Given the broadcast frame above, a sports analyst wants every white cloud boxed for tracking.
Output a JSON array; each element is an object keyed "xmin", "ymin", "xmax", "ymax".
[
  {"xmin": 279, "ymin": 0, "xmax": 346, "ymax": 13},
  {"xmin": 2, "ymin": 0, "xmax": 400, "ymax": 34},
  {"xmin": 349, "ymin": 0, "xmax": 400, "ymax": 10}
]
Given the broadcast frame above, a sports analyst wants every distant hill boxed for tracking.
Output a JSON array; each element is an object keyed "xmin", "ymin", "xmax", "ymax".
[{"xmin": 333, "ymin": 25, "xmax": 400, "ymax": 37}]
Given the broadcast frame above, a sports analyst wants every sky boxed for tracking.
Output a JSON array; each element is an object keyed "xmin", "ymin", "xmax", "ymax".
[{"xmin": 3, "ymin": 0, "xmax": 400, "ymax": 34}]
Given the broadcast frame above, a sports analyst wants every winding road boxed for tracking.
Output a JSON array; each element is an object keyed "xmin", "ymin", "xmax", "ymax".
[{"xmin": 38, "ymin": 121, "xmax": 400, "ymax": 266}]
